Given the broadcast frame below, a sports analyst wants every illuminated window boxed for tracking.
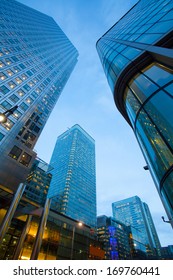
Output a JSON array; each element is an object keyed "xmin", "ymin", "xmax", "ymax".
[
  {"xmin": 7, "ymin": 69, "xmax": 14, "ymax": 76},
  {"xmin": 15, "ymin": 77, "xmax": 22, "ymax": 84},
  {"xmin": 19, "ymin": 152, "xmax": 32, "ymax": 166},
  {"xmin": 13, "ymin": 66, "xmax": 20, "ymax": 73},
  {"xmin": 8, "ymin": 81, "xmax": 16, "ymax": 89},
  {"xmin": 13, "ymin": 110, "xmax": 22, "ymax": 120},
  {"xmin": 17, "ymin": 89, "xmax": 25, "ymax": 97},
  {"xmin": 5, "ymin": 58, "xmax": 12, "ymax": 65},
  {"xmin": 0, "ymin": 61, "xmax": 5, "ymax": 68},
  {"xmin": 26, "ymin": 97, "xmax": 34, "ymax": 104},
  {"xmin": 21, "ymin": 74, "xmax": 28, "ymax": 80},
  {"xmin": 9, "ymin": 145, "xmax": 22, "ymax": 160},
  {"xmin": 0, "ymin": 72, "xmax": 7, "ymax": 80}
]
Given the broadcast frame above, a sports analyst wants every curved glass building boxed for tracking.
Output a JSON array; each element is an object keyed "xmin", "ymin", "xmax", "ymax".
[{"xmin": 96, "ymin": 0, "xmax": 173, "ymax": 226}]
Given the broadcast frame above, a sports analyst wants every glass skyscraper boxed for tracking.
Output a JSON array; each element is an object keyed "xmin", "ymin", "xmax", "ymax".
[
  {"xmin": 112, "ymin": 196, "xmax": 161, "ymax": 258},
  {"xmin": 0, "ymin": 0, "xmax": 78, "ymax": 191},
  {"xmin": 48, "ymin": 124, "xmax": 97, "ymax": 228},
  {"xmin": 96, "ymin": 0, "xmax": 173, "ymax": 226}
]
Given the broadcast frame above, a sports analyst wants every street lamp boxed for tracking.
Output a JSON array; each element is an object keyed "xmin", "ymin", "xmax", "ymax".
[
  {"xmin": 0, "ymin": 105, "xmax": 18, "ymax": 124},
  {"xmin": 161, "ymin": 216, "xmax": 173, "ymax": 224},
  {"xmin": 70, "ymin": 222, "xmax": 83, "ymax": 260}
]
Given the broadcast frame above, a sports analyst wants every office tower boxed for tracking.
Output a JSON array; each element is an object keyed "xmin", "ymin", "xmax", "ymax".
[
  {"xmin": 96, "ymin": 0, "xmax": 173, "ymax": 226},
  {"xmin": 112, "ymin": 196, "xmax": 161, "ymax": 258},
  {"xmin": 24, "ymin": 158, "xmax": 52, "ymax": 206},
  {"xmin": 0, "ymin": 0, "xmax": 78, "ymax": 191},
  {"xmin": 97, "ymin": 215, "xmax": 132, "ymax": 260},
  {"xmin": 48, "ymin": 124, "xmax": 97, "ymax": 228}
]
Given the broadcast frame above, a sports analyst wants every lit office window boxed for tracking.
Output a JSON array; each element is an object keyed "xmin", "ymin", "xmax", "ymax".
[{"xmin": 9, "ymin": 145, "xmax": 22, "ymax": 160}]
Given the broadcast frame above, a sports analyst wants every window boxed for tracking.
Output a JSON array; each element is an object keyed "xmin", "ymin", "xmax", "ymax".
[
  {"xmin": 0, "ymin": 60, "xmax": 5, "ymax": 68},
  {"xmin": 8, "ymin": 81, "xmax": 16, "ymax": 89},
  {"xmin": 0, "ymin": 72, "xmax": 7, "ymax": 80},
  {"xmin": 19, "ymin": 63, "xmax": 25, "ymax": 69},
  {"xmin": 5, "ymin": 58, "xmax": 12, "ymax": 65},
  {"xmin": 0, "ymin": 85, "xmax": 10, "ymax": 95},
  {"xmin": 11, "ymin": 56, "xmax": 19, "ymax": 62},
  {"xmin": 21, "ymin": 74, "xmax": 27, "ymax": 80},
  {"xmin": 9, "ymin": 94, "xmax": 19, "ymax": 103},
  {"xmin": 28, "ymin": 81, "xmax": 34, "ymax": 87},
  {"xmin": 26, "ymin": 70, "xmax": 33, "ymax": 76},
  {"xmin": 15, "ymin": 77, "xmax": 22, "ymax": 84},
  {"xmin": 23, "ymin": 84, "xmax": 30, "ymax": 91},
  {"xmin": 13, "ymin": 66, "xmax": 20, "ymax": 73},
  {"xmin": 9, "ymin": 145, "xmax": 22, "ymax": 160},
  {"xmin": 0, "ymin": 100, "xmax": 12, "ymax": 110},
  {"xmin": 17, "ymin": 89, "xmax": 25, "ymax": 97},
  {"xmin": 26, "ymin": 97, "xmax": 34, "ymax": 104},
  {"xmin": 6, "ymin": 69, "xmax": 14, "ymax": 76},
  {"xmin": 13, "ymin": 110, "xmax": 22, "ymax": 120},
  {"xmin": 19, "ymin": 102, "xmax": 28, "ymax": 112},
  {"xmin": 19, "ymin": 152, "xmax": 32, "ymax": 166},
  {"xmin": 0, "ymin": 132, "xmax": 5, "ymax": 141}
]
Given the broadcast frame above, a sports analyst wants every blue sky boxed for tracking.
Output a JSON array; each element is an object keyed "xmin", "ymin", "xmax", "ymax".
[{"xmin": 18, "ymin": 0, "xmax": 173, "ymax": 246}]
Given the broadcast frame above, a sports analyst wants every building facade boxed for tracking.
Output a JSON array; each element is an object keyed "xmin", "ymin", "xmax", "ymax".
[
  {"xmin": 0, "ymin": 207, "xmax": 104, "ymax": 260},
  {"xmin": 48, "ymin": 124, "xmax": 97, "ymax": 228},
  {"xmin": 0, "ymin": 0, "xmax": 78, "ymax": 191},
  {"xmin": 96, "ymin": 0, "xmax": 173, "ymax": 226},
  {"xmin": 97, "ymin": 215, "xmax": 132, "ymax": 260},
  {"xmin": 24, "ymin": 157, "xmax": 53, "ymax": 206},
  {"xmin": 112, "ymin": 196, "xmax": 161, "ymax": 258}
]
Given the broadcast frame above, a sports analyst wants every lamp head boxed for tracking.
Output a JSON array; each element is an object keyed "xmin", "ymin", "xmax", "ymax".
[{"xmin": 0, "ymin": 113, "xmax": 7, "ymax": 124}]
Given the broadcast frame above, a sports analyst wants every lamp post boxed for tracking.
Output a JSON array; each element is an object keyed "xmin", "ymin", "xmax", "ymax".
[
  {"xmin": 0, "ymin": 105, "xmax": 18, "ymax": 124},
  {"xmin": 162, "ymin": 216, "xmax": 173, "ymax": 224},
  {"xmin": 70, "ymin": 222, "xmax": 83, "ymax": 260}
]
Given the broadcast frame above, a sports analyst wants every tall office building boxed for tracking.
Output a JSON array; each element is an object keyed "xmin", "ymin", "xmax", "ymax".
[
  {"xmin": 96, "ymin": 0, "xmax": 173, "ymax": 225},
  {"xmin": 48, "ymin": 124, "xmax": 97, "ymax": 228},
  {"xmin": 112, "ymin": 196, "xmax": 161, "ymax": 258},
  {"xmin": 24, "ymin": 157, "xmax": 53, "ymax": 206},
  {"xmin": 0, "ymin": 0, "xmax": 78, "ymax": 191},
  {"xmin": 97, "ymin": 215, "xmax": 132, "ymax": 260}
]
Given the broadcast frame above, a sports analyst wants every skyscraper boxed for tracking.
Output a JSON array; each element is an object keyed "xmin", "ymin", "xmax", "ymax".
[
  {"xmin": 24, "ymin": 157, "xmax": 53, "ymax": 206},
  {"xmin": 0, "ymin": 0, "xmax": 78, "ymax": 191},
  {"xmin": 48, "ymin": 124, "xmax": 97, "ymax": 228},
  {"xmin": 96, "ymin": 0, "xmax": 173, "ymax": 226},
  {"xmin": 97, "ymin": 215, "xmax": 132, "ymax": 260},
  {"xmin": 112, "ymin": 196, "xmax": 161, "ymax": 258}
]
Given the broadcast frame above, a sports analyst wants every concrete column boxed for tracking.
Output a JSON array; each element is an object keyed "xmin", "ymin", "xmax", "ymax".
[
  {"xmin": 13, "ymin": 214, "xmax": 32, "ymax": 260},
  {"xmin": 30, "ymin": 198, "xmax": 51, "ymax": 260},
  {"xmin": 0, "ymin": 183, "xmax": 26, "ymax": 245}
]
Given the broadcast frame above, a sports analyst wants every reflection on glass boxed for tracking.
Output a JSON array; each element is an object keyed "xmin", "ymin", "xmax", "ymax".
[{"xmin": 136, "ymin": 109, "xmax": 173, "ymax": 184}]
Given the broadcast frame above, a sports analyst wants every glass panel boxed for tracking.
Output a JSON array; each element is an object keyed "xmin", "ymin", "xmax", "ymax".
[
  {"xmin": 143, "ymin": 64, "xmax": 173, "ymax": 87},
  {"xmin": 144, "ymin": 90, "xmax": 173, "ymax": 150},
  {"xmin": 0, "ymin": 132, "xmax": 5, "ymax": 141},
  {"xmin": 19, "ymin": 152, "xmax": 32, "ymax": 166},
  {"xmin": 161, "ymin": 171, "xmax": 173, "ymax": 218},
  {"xmin": 129, "ymin": 74, "xmax": 158, "ymax": 103},
  {"xmin": 9, "ymin": 145, "xmax": 22, "ymax": 160},
  {"xmin": 136, "ymin": 109, "xmax": 173, "ymax": 185},
  {"xmin": 164, "ymin": 82, "xmax": 173, "ymax": 97},
  {"xmin": 125, "ymin": 88, "xmax": 141, "ymax": 126}
]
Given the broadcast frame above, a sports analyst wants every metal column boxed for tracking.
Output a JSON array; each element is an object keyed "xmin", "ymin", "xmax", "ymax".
[
  {"xmin": 30, "ymin": 198, "xmax": 51, "ymax": 260},
  {"xmin": 0, "ymin": 183, "xmax": 26, "ymax": 245},
  {"xmin": 13, "ymin": 214, "xmax": 32, "ymax": 260}
]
